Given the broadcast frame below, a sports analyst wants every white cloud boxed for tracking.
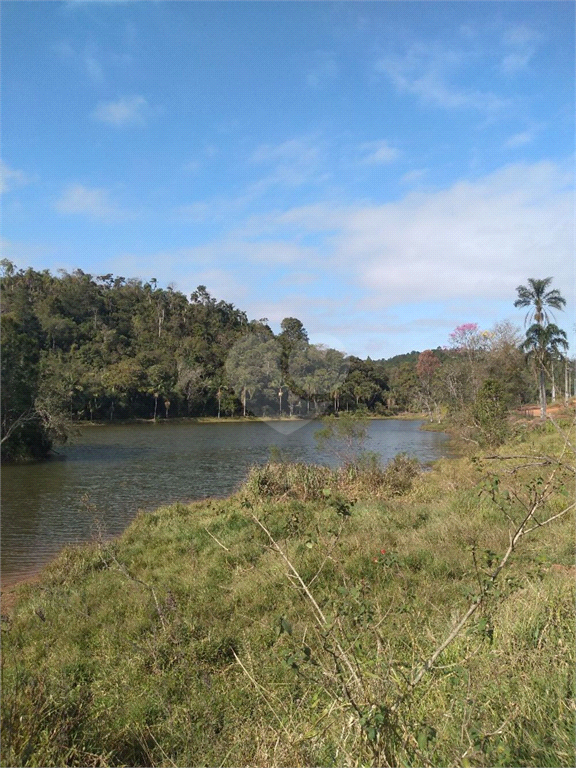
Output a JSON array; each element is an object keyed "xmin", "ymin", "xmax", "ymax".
[
  {"xmin": 55, "ymin": 184, "xmax": 121, "ymax": 220},
  {"xmin": 500, "ymin": 25, "xmax": 540, "ymax": 75},
  {"xmin": 0, "ymin": 161, "xmax": 32, "ymax": 193},
  {"xmin": 357, "ymin": 140, "xmax": 399, "ymax": 165},
  {"xmin": 504, "ymin": 129, "xmax": 537, "ymax": 149},
  {"xmin": 401, "ymin": 168, "xmax": 428, "ymax": 184},
  {"xmin": 500, "ymin": 53, "xmax": 532, "ymax": 76},
  {"xmin": 251, "ymin": 136, "xmax": 320, "ymax": 168},
  {"xmin": 188, "ymin": 268, "xmax": 249, "ymax": 302},
  {"xmin": 107, "ymin": 160, "xmax": 573, "ymax": 357},
  {"xmin": 84, "ymin": 51, "xmax": 104, "ymax": 84},
  {"xmin": 352, "ymin": 163, "xmax": 573, "ymax": 306},
  {"xmin": 250, "ymin": 160, "xmax": 573, "ymax": 309},
  {"xmin": 248, "ymin": 136, "xmax": 328, "ymax": 191},
  {"xmin": 92, "ymin": 95, "xmax": 148, "ymax": 126},
  {"xmin": 376, "ymin": 44, "xmax": 509, "ymax": 113},
  {"xmin": 244, "ymin": 240, "xmax": 319, "ymax": 266}
]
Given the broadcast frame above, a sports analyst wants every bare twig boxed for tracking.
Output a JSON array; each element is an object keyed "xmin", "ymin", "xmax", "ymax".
[
  {"xmin": 251, "ymin": 514, "xmax": 327, "ymax": 625},
  {"xmin": 395, "ymin": 468, "xmax": 574, "ymax": 707},
  {"xmin": 203, "ymin": 526, "xmax": 230, "ymax": 552},
  {"xmin": 232, "ymin": 650, "xmax": 291, "ymax": 736},
  {"xmin": 251, "ymin": 513, "xmax": 362, "ymax": 688},
  {"xmin": 523, "ymin": 501, "xmax": 575, "ymax": 535}
]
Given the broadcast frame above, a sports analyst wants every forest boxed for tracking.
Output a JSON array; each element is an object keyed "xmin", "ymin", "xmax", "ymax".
[{"xmin": 1, "ymin": 259, "xmax": 571, "ymax": 460}]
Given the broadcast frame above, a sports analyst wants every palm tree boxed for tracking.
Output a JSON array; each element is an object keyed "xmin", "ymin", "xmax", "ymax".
[
  {"xmin": 522, "ymin": 324, "xmax": 568, "ymax": 419},
  {"xmin": 514, "ymin": 278, "xmax": 566, "ymax": 326}
]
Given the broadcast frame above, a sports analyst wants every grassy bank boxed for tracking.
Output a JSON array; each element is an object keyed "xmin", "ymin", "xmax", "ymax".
[{"xmin": 2, "ymin": 419, "xmax": 574, "ymax": 767}]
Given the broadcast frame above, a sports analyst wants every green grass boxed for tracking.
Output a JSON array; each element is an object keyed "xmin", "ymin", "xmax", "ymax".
[{"xmin": 2, "ymin": 421, "xmax": 574, "ymax": 767}]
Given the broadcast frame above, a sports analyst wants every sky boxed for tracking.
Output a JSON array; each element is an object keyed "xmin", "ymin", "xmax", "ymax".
[{"xmin": 1, "ymin": 0, "xmax": 574, "ymax": 359}]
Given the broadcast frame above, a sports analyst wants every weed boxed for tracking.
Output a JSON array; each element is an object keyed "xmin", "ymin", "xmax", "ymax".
[{"xmin": 2, "ymin": 421, "xmax": 574, "ymax": 767}]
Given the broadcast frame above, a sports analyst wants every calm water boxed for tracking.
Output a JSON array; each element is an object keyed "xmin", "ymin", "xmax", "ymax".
[{"xmin": 1, "ymin": 419, "xmax": 452, "ymax": 586}]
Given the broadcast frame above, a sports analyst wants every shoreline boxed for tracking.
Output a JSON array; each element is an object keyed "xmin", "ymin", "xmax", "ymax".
[
  {"xmin": 8, "ymin": 408, "xmax": 560, "ymax": 596},
  {"xmin": 3, "ymin": 415, "xmax": 573, "ymax": 766},
  {"xmin": 1, "ymin": 571, "xmax": 44, "ymax": 613},
  {"xmin": 12, "ymin": 407, "xmax": 563, "ymax": 602},
  {"xmin": 0, "ymin": 414, "xmax": 443, "ymax": 600},
  {"xmin": 61, "ymin": 411, "xmax": 431, "ymax": 428}
]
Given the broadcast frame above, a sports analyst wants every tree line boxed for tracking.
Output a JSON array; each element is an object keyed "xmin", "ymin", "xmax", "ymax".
[{"xmin": 1, "ymin": 260, "xmax": 570, "ymax": 459}]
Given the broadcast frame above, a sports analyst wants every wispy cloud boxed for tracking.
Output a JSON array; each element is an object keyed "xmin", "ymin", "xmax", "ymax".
[
  {"xmin": 182, "ymin": 145, "xmax": 218, "ymax": 174},
  {"xmin": 306, "ymin": 53, "xmax": 338, "ymax": 88},
  {"xmin": 376, "ymin": 43, "xmax": 509, "ymax": 113},
  {"xmin": 249, "ymin": 135, "xmax": 328, "ymax": 189},
  {"xmin": 500, "ymin": 25, "xmax": 540, "ymax": 75},
  {"xmin": 504, "ymin": 128, "xmax": 537, "ymax": 149},
  {"xmin": 401, "ymin": 168, "xmax": 428, "ymax": 185},
  {"xmin": 244, "ymin": 160, "xmax": 573, "ymax": 308},
  {"xmin": 500, "ymin": 52, "xmax": 532, "ymax": 76},
  {"xmin": 1, "ymin": 161, "xmax": 32, "ymax": 194},
  {"xmin": 92, "ymin": 95, "xmax": 149, "ymax": 126},
  {"xmin": 251, "ymin": 136, "xmax": 320, "ymax": 168},
  {"xmin": 55, "ymin": 184, "xmax": 123, "ymax": 220},
  {"xmin": 105, "ymin": 161, "xmax": 573, "ymax": 358},
  {"xmin": 52, "ymin": 39, "xmax": 105, "ymax": 85},
  {"xmin": 84, "ymin": 49, "xmax": 104, "ymax": 84},
  {"xmin": 357, "ymin": 140, "xmax": 399, "ymax": 165}
]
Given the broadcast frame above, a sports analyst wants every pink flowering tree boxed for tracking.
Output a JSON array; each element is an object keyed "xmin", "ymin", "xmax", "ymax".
[{"xmin": 441, "ymin": 323, "xmax": 491, "ymax": 410}]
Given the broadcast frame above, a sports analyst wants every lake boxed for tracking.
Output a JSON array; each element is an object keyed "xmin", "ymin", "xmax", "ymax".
[{"xmin": 1, "ymin": 419, "xmax": 453, "ymax": 586}]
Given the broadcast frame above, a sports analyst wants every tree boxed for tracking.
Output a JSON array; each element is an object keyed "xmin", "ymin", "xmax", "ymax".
[
  {"xmin": 514, "ymin": 277, "xmax": 566, "ymax": 326},
  {"xmin": 447, "ymin": 323, "xmax": 490, "ymax": 404},
  {"xmin": 314, "ymin": 411, "xmax": 370, "ymax": 468},
  {"xmin": 483, "ymin": 321, "xmax": 533, "ymax": 409},
  {"xmin": 521, "ymin": 324, "xmax": 568, "ymax": 420},
  {"xmin": 278, "ymin": 317, "xmax": 308, "ymax": 350},
  {"xmin": 225, "ymin": 333, "xmax": 279, "ymax": 417},
  {"xmin": 515, "ymin": 278, "xmax": 567, "ymax": 419},
  {"xmin": 387, "ymin": 363, "xmax": 418, "ymax": 412},
  {"xmin": 416, "ymin": 350, "xmax": 441, "ymax": 420},
  {"xmin": 146, "ymin": 363, "xmax": 176, "ymax": 420},
  {"xmin": 471, "ymin": 379, "xmax": 509, "ymax": 447}
]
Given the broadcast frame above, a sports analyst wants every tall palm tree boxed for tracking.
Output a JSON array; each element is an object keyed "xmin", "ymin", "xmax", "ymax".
[
  {"xmin": 514, "ymin": 277, "xmax": 566, "ymax": 326},
  {"xmin": 522, "ymin": 324, "xmax": 568, "ymax": 419}
]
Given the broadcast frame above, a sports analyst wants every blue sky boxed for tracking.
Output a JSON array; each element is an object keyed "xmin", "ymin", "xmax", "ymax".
[{"xmin": 2, "ymin": 0, "xmax": 574, "ymax": 358}]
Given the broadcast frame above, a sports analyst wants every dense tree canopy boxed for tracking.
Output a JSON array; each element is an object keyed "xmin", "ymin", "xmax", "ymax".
[{"xmin": 1, "ymin": 261, "xmax": 570, "ymax": 459}]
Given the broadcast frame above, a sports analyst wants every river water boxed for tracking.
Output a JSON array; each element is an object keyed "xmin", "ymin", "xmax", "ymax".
[{"xmin": 1, "ymin": 419, "xmax": 452, "ymax": 587}]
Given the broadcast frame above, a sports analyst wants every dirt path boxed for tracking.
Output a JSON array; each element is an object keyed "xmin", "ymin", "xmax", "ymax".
[{"xmin": 517, "ymin": 400, "xmax": 575, "ymax": 418}]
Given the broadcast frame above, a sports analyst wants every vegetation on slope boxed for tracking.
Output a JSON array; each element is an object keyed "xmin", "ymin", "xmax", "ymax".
[
  {"xmin": 2, "ymin": 416, "xmax": 574, "ymax": 767},
  {"xmin": 2, "ymin": 261, "xmax": 571, "ymax": 461},
  {"xmin": 1, "ymin": 261, "xmax": 389, "ymax": 459}
]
